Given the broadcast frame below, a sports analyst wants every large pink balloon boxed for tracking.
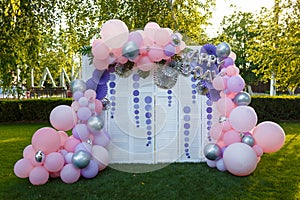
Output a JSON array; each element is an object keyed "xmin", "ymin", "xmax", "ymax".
[
  {"xmin": 14, "ymin": 158, "xmax": 34, "ymax": 178},
  {"xmin": 64, "ymin": 136, "xmax": 81, "ymax": 152},
  {"xmin": 209, "ymin": 123, "xmax": 223, "ymax": 141},
  {"xmin": 60, "ymin": 164, "xmax": 81, "ymax": 184},
  {"xmin": 44, "ymin": 152, "xmax": 65, "ymax": 173},
  {"xmin": 144, "ymin": 22, "xmax": 160, "ymax": 40},
  {"xmin": 136, "ymin": 56, "xmax": 155, "ymax": 71},
  {"xmin": 253, "ymin": 121, "xmax": 285, "ymax": 153},
  {"xmin": 50, "ymin": 105, "xmax": 77, "ymax": 131},
  {"xmin": 154, "ymin": 28, "xmax": 170, "ymax": 46},
  {"xmin": 148, "ymin": 45, "xmax": 164, "ymax": 62},
  {"xmin": 216, "ymin": 97, "xmax": 236, "ymax": 117},
  {"xmin": 32, "ymin": 127, "xmax": 61, "ymax": 154},
  {"xmin": 229, "ymin": 106, "xmax": 257, "ymax": 132},
  {"xmin": 223, "ymin": 142, "xmax": 257, "ymax": 176},
  {"xmin": 93, "ymin": 58, "xmax": 109, "ymax": 70},
  {"xmin": 100, "ymin": 19, "xmax": 129, "ymax": 49},
  {"xmin": 212, "ymin": 76, "xmax": 226, "ymax": 90},
  {"xmin": 92, "ymin": 145, "xmax": 109, "ymax": 167},
  {"xmin": 29, "ymin": 166, "xmax": 49, "ymax": 185}
]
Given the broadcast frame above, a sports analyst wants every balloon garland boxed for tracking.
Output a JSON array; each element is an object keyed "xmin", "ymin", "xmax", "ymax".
[{"xmin": 14, "ymin": 19, "xmax": 286, "ymax": 185}]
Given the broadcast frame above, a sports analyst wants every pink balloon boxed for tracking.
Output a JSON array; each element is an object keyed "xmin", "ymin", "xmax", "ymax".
[
  {"xmin": 94, "ymin": 99, "xmax": 103, "ymax": 114},
  {"xmin": 14, "ymin": 158, "xmax": 34, "ymax": 178},
  {"xmin": 23, "ymin": 145, "xmax": 35, "ymax": 159},
  {"xmin": 92, "ymin": 39, "xmax": 109, "ymax": 60},
  {"xmin": 209, "ymin": 123, "xmax": 223, "ymax": 141},
  {"xmin": 226, "ymin": 65, "xmax": 239, "ymax": 76},
  {"xmin": 252, "ymin": 121, "xmax": 285, "ymax": 153},
  {"xmin": 154, "ymin": 28, "xmax": 170, "ymax": 46},
  {"xmin": 64, "ymin": 136, "xmax": 81, "ymax": 152},
  {"xmin": 227, "ymin": 75, "xmax": 245, "ymax": 93},
  {"xmin": 29, "ymin": 166, "xmax": 49, "ymax": 185},
  {"xmin": 32, "ymin": 127, "xmax": 61, "ymax": 154},
  {"xmin": 92, "ymin": 145, "xmax": 109, "ymax": 167},
  {"xmin": 216, "ymin": 97, "xmax": 236, "ymax": 117},
  {"xmin": 44, "ymin": 152, "xmax": 65, "ymax": 173},
  {"xmin": 93, "ymin": 58, "xmax": 109, "ymax": 70},
  {"xmin": 144, "ymin": 22, "xmax": 160, "ymax": 40},
  {"xmin": 229, "ymin": 51, "xmax": 236, "ymax": 61},
  {"xmin": 229, "ymin": 106, "xmax": 257, "ymax": 132},
  {"xmin": 71, "ymin": 101, "xmax": 80, "ymax": 112},
  {"xmin": 50, "ymin": 105, "xmax": 77, "ymax": 131},
  {"xmin": 84, "ymin": 89, "xmax": 96, "ymax": 102},
  {"xmin": 60, "ymin": 164, "xmax": 81, "ymax": 184},
  {"xmin": 212, "ymin": 76, "xmax": 226, "ymax": 90},
  {"xmin": 136, "ymin": 56, "xmax": 155, "ymax": 71},
  {"xmin": 252, "ymin": 145, "xmax": 263, "ymax": 157},
  {"xmin": 57, "ymin": 131, "xmax": 68, "ymax": 147},
  {"xmin": 223, "ymin": 129, "xmax": 241, "ymax": 146},
  {"xmin": 221, "ymin": 120, "xmax": 232, "ymax": 132},
  {"xmin": 144, "ymin": 22, "xmax": 160, "ymax": 29},
  {"xmin": 148, "ymin": 45, "xmax": 164, "ymax": 62},
  {"xmin": 100, "ymin": 19, "xmax": 129, "ymax": 49},
  {"xmin": 77, "ymin": 107, "xmax": 92, "ymax": 121},
  {"xmin": 50, "ymin": 171, "xmax": 60, "ymax": 178},
  {"xmin": 117, "ymin": 56, "xmax": 128, "ymax": 64},
  {"xmin": 93, "ymin": 131, "xmax": 111, "ymax": 147},
  {"xmin": 223, "ymin": 142, "xmax": 257, "ymax": 176}
]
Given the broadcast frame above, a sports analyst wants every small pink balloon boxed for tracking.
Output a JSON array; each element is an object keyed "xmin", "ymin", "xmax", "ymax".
[
  {"xmin": 71, "ymin": 101, "xmax": 80, "ymax": 112},
  {"xmin": 84, "ymin": 89, "xmax": 97, "ymax": 102},
  {"xmin": 23, "ymin": 145, "xmax": 35, "ymax": 159},
  {"xmin": 110, "ymin": 47, "xmax": 123, "ymax": 59},
  {"xmin": 14, "ymin": 158, "xmax": 34, "ymax": 178},
  {"xmin": 227, "ymin": 75, "xmax": 245, "ymax": 93},
  {"xmin": 32, "ymin": 127, "xmax": 61, "ymax": 154},
  {"xmin": 223, "ymin": 129, "xmax": 241, "ymax": 146},
  {"xmin": 221, "ymin": 120, "xmax": 232, "ymax": 132},
  {"xmin": 223, "ymin": 142, "xmax": 257, "ymax": 176},
  {"xmin": 50, "ymin": 171, "xmax": 61, "ymax": 178},
  {"xmin": 64, "ymin": 136, "xmax": 81, "ymax": 152},
  {"xmin": 29, "ymin": 166, "xmax": 49, "ymax": 185},
  {"xmin": 148, "ymin": 45, "xmax": 164, "ymax": 62},
  {"xmin": 229, "ymin": 51, "xmax": 236, "ymax": 61},
  {"xmin": 60, "ymin": 164, "xmax": 81, "ymax": 184},
  {"xmin": 212, "ymin": 76, "xmax": 225, "ymax": 90},
  {"xmin": 252, "ymin": 121, "xmax": 285, "ymax": 153},
  {"xmin": 252, "ymin": 145, "xmax": 263, "ymax": 157},
  {"xmin": 226, "ymin": 65, "xmax": 239, "ymax": 76},
  {"xmin": 229, "ymin": 106, "xmax": 257, "ymax": 132},
  {"xmin": 94, "ymin": 99, "xmax": 103, "ymax": 114},
  {"xmin": 44, "ymin": 152, "xmax": 65, "ymax": 173},
  {"xmin": 216, "ymin": 97, "xmax": 236, "ymax": 117},
  {"xmin": 144, "ymin": 22, "xmax": 160, "ymax": 40},
  {"xmin": 117, "ymin": 56, "xmax": 128, "ymax": 64},
  {"xmin": 50, "ymin": 105, "xmax": 77, "ymax": 131},
  {"xmin": 92, "ymin": 39, "xmax": 110, "ymax": 60},
  {"xmin": 100, "ymin": 19, "xmax": 129, "ymax": 49},
  {"xmin": 137, "ymin": 56, "xmax": 155, "ymax": 71},
  {"xmin": 92, "ymin": 145, "xmax": 109, "ymax": 167},
  {"xmin": 93, "ymin": 58, "xmax": 109, "ymax": 70},
  {"xmin": 154, "ymin": 28, "xmax": 170, "ymax": 46}
]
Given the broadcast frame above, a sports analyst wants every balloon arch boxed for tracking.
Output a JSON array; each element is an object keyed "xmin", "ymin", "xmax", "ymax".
[{"xmin": 14, "ymin": 20, "xmax": 285, "ymax": 185}]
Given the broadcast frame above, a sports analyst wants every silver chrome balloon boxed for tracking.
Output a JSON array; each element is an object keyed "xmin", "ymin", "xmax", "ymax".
[
  {"xmin": 87, "ymin": 115, "xmax": 105, "ymax": 133},
  {"xmin": 122, "ymin": 41, "xmax": 139, "ymax": 60},
  {"xmin": 35, "ymin": 150, "xmax": 45, "ymax": 163},
  {"xmin": 242, "ymin": 135, "xmax": 255, "ymax": 147},
  {"xmin": 204, "ymin": 143, "xmax": 222, "ymax": 160},
  {"xmin": 72, "ymin": 150, "xmax": 91, "ymax": 169},
  {"xmin": 216, "ymin": 42, "xmax": 231, "ymax": 59},
  {"xmin": 71, "ymin": 80, "xmax": 87, "ymax": 93},
  {"xmin": 234, "ymin": 92, "xmax": 251, "ymax": 106}
]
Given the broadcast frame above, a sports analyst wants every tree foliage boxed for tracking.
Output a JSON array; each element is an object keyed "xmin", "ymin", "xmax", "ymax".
[{"xmin": 246, "ymin": 0, "xmax": 300, "ymax": 94}]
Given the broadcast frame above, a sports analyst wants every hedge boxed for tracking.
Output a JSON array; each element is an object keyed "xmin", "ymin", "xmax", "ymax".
[{"xmin": 0, "ymin": 96, "xmax": 299, "ymax": 123}]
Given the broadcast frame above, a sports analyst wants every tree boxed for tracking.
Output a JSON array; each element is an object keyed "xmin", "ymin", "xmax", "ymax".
[
  {"xmin": 246, "ymin": 0, "xmax": 300, "ymax": 94},
  {"xmin": 213, "ymin": 10, "xmax": 260, "ymax": 86}
]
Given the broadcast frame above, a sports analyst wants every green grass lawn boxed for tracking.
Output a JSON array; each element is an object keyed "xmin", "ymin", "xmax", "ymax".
[{"xmin": 0, "ymin": 122, "xmax": 299, "ymax": 200}]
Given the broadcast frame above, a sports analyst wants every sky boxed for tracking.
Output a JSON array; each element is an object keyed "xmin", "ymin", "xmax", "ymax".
[{"xmin": 206, "ymin": 0, "xmax": 274, "ymax": 37}]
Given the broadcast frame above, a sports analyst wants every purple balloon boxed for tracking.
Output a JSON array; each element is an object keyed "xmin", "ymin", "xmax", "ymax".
[
  {"xmin": 73, "ymin": 91, "xmax": 84, "ymax": 101},
  {"xmin": 81, "ymin": 159, "xmax": 99, "ymax": 178},
  {"xmin": 73, "ymin": 124, "xmax": 90, "ymax": 140},
  {"xmin": 128, "ymin": 31, "xmax": 143, "ymax": 47},
  {"xmin": 77, "ymin": 107, "xmax": 92, "ymax": 121},
  {"xmin": 75, "ymin": 142, "xmax": 92, "ymax": 155},
  {"xmin": 93, "ymin": 131, "xmax": 111, "ymax": 147},
  {"xmin": 163, "ymin": 44, "xmax": 176, "ymax": 57},
  {"xmin": 227, "ymin": 75, "xmax": 245, "ymax": 93},
  {"xmin": 222, "ymin": 57, "xmax": 234, "ymax": 68}
]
